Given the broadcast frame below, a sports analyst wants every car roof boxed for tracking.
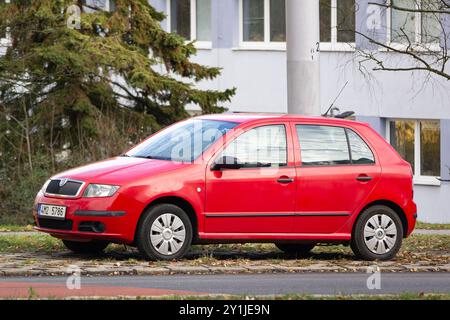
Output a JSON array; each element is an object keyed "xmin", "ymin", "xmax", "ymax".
[{"xmin": 196, "ymin": 113, "xmax": 365, "ymax": 127}]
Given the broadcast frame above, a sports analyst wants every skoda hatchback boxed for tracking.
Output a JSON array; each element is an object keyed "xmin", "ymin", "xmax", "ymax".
[{"xmin": 34, "ymin": 114, "xmax": 417, "ymax": 261}]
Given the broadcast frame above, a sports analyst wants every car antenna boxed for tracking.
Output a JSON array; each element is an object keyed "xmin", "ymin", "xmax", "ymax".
[{"xmin": 322, "ymin": 81, "xmax": 349, "ymax": 117}]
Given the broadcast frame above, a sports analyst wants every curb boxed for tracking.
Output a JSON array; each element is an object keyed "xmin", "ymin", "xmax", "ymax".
[{"xmin": 1, "ymin": 264, "xmax": 450, "ymax": 277}]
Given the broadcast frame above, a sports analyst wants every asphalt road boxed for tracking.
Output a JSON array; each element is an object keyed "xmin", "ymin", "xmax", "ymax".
[{"xmin": 1, "ymin": 273, "xmax": 449, "ymax": 297}]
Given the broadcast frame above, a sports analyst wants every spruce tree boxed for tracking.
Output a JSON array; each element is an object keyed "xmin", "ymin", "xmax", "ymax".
[{"xmin": 0, "ymin": 0, "xmax": 235, "ymax": 150}]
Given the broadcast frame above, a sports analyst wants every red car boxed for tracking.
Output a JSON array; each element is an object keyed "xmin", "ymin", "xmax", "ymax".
[{"xmin": 34, "ymin": 114, "xmax": 417, "ymax": 261}]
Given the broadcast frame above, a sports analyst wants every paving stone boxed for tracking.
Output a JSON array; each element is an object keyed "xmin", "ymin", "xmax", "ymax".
[
  {"xmin": 138, "ymin": 267, "xmax": 171, "ymax": 275},
  {"xmin": 268, "ymin": 265, "xmax": 292, "ymax": 272},
  {"xmin": 283, "ymin": 266, "xmax": 318, "ymax": 272},
  {"xmin": 1, "ymin": 251, "xmax": 449, "ymax": 276},
  {"xmin": 379, "ymin": 266, "xmax": 405, "ymax": 272},
  {"xmin": 206, "ymin": 266, "xmax": 249, "ymax": 273},
  {"xmin": 166, "ymin": 265, "xmax": 209, "ymax": 274},
  {"xmin": 245, "ymin": 265, "xmax": 277, "ymax": 273},
  {"xmin": 81, "ymin": 267, "xmax": 115, "ymax": 275},
  {"xmin": 306, "ymin": 263, "xmax": 345, "ymax": 271},
  {"xmin": 2, "ymin": 268, "xmax": 43, "ymax": 276}
]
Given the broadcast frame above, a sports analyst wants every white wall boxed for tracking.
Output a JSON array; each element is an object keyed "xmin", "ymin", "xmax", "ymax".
[
  {"xmin": 193, "ymin": 49, "xmax": 450, "ymax": 120},
  {"xmin": 414, "ymin": 184, "xmax": 450, "ymax": 223},
  {"xmin": 191, "ymin": 48, "xmax": 450, "ymax": 223}
]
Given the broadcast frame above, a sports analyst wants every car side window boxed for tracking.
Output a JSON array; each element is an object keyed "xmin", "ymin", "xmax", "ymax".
[
  {"xmin": 296, "ymin": 125, "xmax": 376, "ymax": 166},
  {"xmin": 220, "ymin": 125, "xmax": 288, "ymax": 168},
  {"xmin": 347, "ymin": 129, "xmax": 375, "ymax": 164},
  {"xmin": 296, "ymin": 125, "xmax": 351, "ymax": 166}
]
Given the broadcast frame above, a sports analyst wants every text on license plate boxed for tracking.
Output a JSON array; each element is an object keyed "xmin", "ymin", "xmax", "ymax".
[{"xmin": 39, "ymin": 204, "xmax": 67, "ymax": 219}]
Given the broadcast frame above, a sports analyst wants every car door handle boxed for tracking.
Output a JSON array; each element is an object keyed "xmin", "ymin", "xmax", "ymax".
[
  {"xmin": 356, "ymin": 175, "xmax": 373, "ymax": 182},
  {"xmin": 277, "ymin": 177, "xmax": 294, "ymax": 184}
]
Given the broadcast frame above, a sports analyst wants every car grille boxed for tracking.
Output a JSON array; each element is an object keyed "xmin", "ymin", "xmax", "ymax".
[
  {"xmin": 45, "ymin": 179, "xmax": 83, "ymax": 197},
  {"xmin": 37, "ymin": 218, "xmax": 73, "ymax": 231}
]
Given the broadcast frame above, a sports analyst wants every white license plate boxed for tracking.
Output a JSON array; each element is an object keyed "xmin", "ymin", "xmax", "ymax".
[{"xmin": 38, "ymin": 204, "xmax": 67, "ymax": 220}]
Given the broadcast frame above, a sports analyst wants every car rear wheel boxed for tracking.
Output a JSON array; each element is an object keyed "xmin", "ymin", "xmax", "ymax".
[
  {"xmin": 351, "ymin": 205, "xmax": 403, "ymax": 261},
  {"xmin": 136, "ymin": 204, "xmax": 193, "ymax": 261},
  {"xmin": 275, "ymin": 243, "xmax": 315, "ymax": 256},
  {"xmin": 62, "ymin": 240, "xmax": 109, "ymax": 254}
]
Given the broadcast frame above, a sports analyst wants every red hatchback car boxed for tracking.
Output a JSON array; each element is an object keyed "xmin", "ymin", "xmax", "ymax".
[{"xmin": 34, "ymin": 114, "xmax": 417, "ymax": 261}]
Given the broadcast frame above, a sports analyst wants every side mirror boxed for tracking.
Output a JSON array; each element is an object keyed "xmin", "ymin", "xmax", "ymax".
[{"xmin": 211, "ymin": 156, "xmax": 242, "ymax": 171}]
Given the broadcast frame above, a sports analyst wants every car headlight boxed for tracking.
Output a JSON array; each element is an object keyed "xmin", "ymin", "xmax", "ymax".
[
  {"xmin": 41, "ymin": 179, "xmax": 51, "ymax": 193},
  {"xmin": 83, "ymin": 184, "xmax": 120, "ymax": 198}
]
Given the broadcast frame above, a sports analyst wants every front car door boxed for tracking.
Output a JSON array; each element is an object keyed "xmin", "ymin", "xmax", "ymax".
[
  {"xmin": 204, "ymin": 123, "xmax": 296, "ymax": 235},
  {"xmin": 292, "ymin": 122, "xmax": 381, "ymax": 234}
]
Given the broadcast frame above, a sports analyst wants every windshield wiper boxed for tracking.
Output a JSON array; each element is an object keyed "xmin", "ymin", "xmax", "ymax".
[{"xmin": 128, "ymin": 155, "xmax": 172, "ymax": 161}]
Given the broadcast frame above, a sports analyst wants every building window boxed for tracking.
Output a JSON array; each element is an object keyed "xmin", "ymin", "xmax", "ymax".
[
  {"xmin": 241, "ymin": 0, "xmax": 286, "ymax": 45},
  {"xmin": 269, "ymin": 0, "xmax": 286, "ymax": 42},
  {"xmin": 387, "ymin": 120, "xmax": 441, "ymax": 184},
  {"xmin": 168, "ymin": 0, "xmax": 212, "ymax": 44},
  {"xmin": 239, "ymin": 0, "xmax": 355, "ymax": 50},
  {"xmin": 196, "ymin": 0, "xmax": 211, "ymax": 41},
  {"xmin": 242, "ymin": 0, "xmax": 265, "ymax": 42},
  {"xmin": 320, "ymin": 0, "xmax": 356, "ymax": 49},
  {"xmin": 389, "ymin": 0, "xmax": 442, "ymax": 45}
]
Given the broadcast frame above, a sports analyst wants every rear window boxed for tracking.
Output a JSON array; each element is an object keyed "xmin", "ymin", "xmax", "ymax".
[{"xmin": 296, "ymin": 125, "xmax": 375, "ymax": 166}]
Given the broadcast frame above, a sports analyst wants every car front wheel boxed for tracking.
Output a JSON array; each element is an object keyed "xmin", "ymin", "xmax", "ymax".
[
  {"xmin": 136, "ymin": 204, "xmax": 193, "ymax": 261},
  {"xmin": 351, "ymin": 205, "xmax": 403, "ymax": 261}
]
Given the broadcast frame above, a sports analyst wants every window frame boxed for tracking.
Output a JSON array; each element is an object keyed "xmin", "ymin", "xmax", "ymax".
[
  {"xmin": 295, "ymin": 124, "xmax": 376, "ymax": 168},
  {"xmin": 237, "ymin": 0, "xmax": 355, "ymax": 52},
  {"xmin": 214, "ymin": 124, "xmax": 289, "ymax": 169},
  {"xmin": 386, "ymin": 119, "xmax": 441, "ymax": 186},
  {"xmin": 166, "ymin": 0, "xmax": 212, "ymax": 49},
  {"xmin": 238, "ymin": 0, "xmax": 286, "ymax": 50},
  {"xmin": 320, "ymin": 0, "xmax": 356, "ymax": 52},
  {"xmin": 386, "ymin": 0, "xmax": 442, "ymax": 52}
]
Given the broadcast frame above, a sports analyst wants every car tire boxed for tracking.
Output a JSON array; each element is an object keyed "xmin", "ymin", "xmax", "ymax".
[
  {"xmin": 136, "ymin": 204, "xmax": 193, "ymax": 261},
  {"xmin": 351, "ymin": 205, "xmax": 403, "ymax": 261},
  {"xmin": 62, "ymin": 240, "xmax": 109, "ymax": 254},
  {"xmin": 275, "ymin": 243, "xmax": 315, "ymax": 256}
]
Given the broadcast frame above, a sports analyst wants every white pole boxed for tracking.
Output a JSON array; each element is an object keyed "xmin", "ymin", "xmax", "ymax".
[{"xmin": 286, "ymin": 0, "xmax": 321, "ymax": 115}]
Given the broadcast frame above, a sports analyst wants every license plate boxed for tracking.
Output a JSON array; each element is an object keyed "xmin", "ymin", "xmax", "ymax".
[{"xmin": 38, "ymin": 204, "xmax": 67, "ymax": 220}]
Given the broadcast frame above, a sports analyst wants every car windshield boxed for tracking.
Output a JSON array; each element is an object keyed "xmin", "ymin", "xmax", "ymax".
[{"xmin": 125, "ymin": 119, "xmax": 238, "ymax": 162}]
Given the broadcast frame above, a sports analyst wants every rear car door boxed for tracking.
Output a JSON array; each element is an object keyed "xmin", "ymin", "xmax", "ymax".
[
  {"xmin": 204, "ymin": 123, "xmax": 296, "ymax": 234},
  {"xmin": 292, "ymin": 123, "xmax": 381, "ymax": 234}
]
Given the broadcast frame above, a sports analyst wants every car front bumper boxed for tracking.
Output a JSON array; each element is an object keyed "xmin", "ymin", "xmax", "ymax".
[{"xmin": 33, "ymin": 192, "xmax": 141, "ymax": 244}]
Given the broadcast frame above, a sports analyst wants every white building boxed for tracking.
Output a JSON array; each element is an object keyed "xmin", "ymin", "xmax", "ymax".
[
  {"xmin": 2, "ymin": 0, "xmax": 449, "ymax": 222},
  {"xmin": 149, "ymin": 0, "xmax": 450, "ymax": 223}
]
